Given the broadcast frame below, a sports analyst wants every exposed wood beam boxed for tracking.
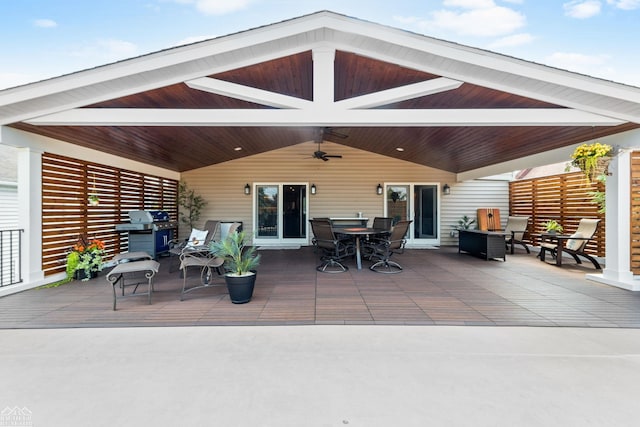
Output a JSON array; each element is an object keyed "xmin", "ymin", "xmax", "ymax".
[
  {"xmin": 26, "ymin": 108, "xmax": 624, "ymax": 126},
  {"xmin": 336, "ymin": 78, "xmax": 463, "ymax": 109},
  {"xmin": 185, "ymin": 77, "xmax": 311, "ymax": 109}
]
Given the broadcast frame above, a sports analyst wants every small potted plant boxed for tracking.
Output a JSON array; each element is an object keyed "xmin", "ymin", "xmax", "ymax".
[
  {"xmin": 209, "ymin": 230, "xmax": 261, "ymax": 304},
  {"xmin": 544, "ymin": 220, "xmax": 563, "ymax": 234},
  {"xmin": 68, "ymin": 236, "xmax": 106, "ymax": 281}
]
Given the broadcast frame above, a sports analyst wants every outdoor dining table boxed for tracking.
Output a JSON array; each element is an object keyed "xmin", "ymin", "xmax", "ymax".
[{"xmin": 339, "ymin": 227, "xmax": 386, "ymax": 270}]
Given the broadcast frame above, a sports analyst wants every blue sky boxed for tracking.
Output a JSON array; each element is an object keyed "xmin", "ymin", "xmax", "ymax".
[{"xmin": 1, "ymin": 0, "xmax": 639, "ymax": 90}]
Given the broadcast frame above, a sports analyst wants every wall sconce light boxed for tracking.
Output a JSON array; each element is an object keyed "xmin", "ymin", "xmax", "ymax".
[
  {"xmin": 376, "ymin": 183, "xmax": 383, "ymax": 195},
  {"xmin": 310, "ymin": 184, "xmax": 317, "ymax": 195},
  {"xmin": 443, "ymin": 184, "xmax": 451, "ymax": 195},
  {"xmin": 244, "ymin": 183, "xmax": 251, "ymax": 195}
]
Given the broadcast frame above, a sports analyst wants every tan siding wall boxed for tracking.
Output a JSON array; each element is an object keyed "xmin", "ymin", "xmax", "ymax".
[{"xmin": 181, "ymin": 142, "xmax": 455, "ymax": 241}]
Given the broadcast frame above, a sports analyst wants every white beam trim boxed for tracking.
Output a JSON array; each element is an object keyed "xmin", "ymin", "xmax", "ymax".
[
  {"xmin": 185, "ymin": 77, "xmax": 311, "ymax": 109},
  {"xmin": 312, "ymin": 47, "xmax": 336, "ymax": 107},
  {"xmin": 336, "ymin": 78, "xmax": 463, "ymax": 109},
  {"xmin": 27, "ymin": 108, "xmax": 624, "ymax": 127}
]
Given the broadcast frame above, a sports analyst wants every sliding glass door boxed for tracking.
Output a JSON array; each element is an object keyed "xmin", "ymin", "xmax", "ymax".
[
  {"xmin": 254, "ymin": 183, "xmax": 308, "ymax": 246},
  {"xmin": 384, "ymin": 183, "xmax": 440, "ymax": 246}
]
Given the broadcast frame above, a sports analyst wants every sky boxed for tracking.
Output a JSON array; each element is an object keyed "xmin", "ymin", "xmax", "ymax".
[{"xmin": 1, "ymin": 0, "xmax": 639, "ymax": 90}]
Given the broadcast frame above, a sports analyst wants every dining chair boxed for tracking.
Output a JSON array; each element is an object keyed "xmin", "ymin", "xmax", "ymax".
[
  {"xmin": 366, "ymin": 220, "xmax": 412, "ymax": 273},
  {"xmin": 309, "ymin": 219, "xmax": 355, "ymax": 273}
]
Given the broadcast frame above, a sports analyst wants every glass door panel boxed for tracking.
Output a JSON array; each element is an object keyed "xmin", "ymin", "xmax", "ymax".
[
  {"xmin": 386, "ymin": 185, "xmax": 409, "ymax": 224},
  {"xmin": 256, "ymin": 185, "xmax": 278, "ymax": 239},
  {"xmin": 415, "ymin": 185, "xmax": 437, "ymax": 239}
]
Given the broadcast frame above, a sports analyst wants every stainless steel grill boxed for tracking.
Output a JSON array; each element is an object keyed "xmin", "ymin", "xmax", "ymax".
[{"xmin": 115, "ymin": 211, "xmax": 177, "ymax": 258}]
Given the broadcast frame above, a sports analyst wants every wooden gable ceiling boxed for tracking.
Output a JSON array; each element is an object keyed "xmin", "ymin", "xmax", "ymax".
[{"xmin": 10, "ymin": 51, "xmax": 639, "ymax": 173}]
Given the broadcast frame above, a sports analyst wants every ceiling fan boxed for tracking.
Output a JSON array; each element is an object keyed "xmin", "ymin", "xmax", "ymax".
[
  {"xmin": 311, "ymin": 127, "xmax": 346, "ymax": 161},
  {"xmin": 312, "ymin": 144, "xmax": 342, "ymax": 161}
]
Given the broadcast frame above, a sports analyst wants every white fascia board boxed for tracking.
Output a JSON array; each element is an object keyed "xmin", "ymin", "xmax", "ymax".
[
  {"xmin": 324, "ymin": 23, "xmax": 640, "ymax": 104},
  {"xmin": 335, "ymin": 78, "xmax": 463, "ymax": 109},
  {"xmin": 27, "ymin": 108, "xmax": 624, "ymax": 127},
  {"xmin": 185, "ymin": 77, "xmax": 311, "ymax": 109}
]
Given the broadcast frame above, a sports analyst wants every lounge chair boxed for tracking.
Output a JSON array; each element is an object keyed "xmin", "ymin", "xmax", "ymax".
[
  {"xmin": 168, "ymin": 220, "xmax": 220, "ymax": 272},
  {"xmin": 504, "ymin": 215, "xmax": 530, "ymax": 254},
  {"xmin": 539, "ymin": 218, "xmax": 601, "ymax": 269}
]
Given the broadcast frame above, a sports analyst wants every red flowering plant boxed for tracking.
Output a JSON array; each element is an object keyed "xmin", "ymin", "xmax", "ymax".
[{"xmin": 66, "ymin": 236, "xmax": 105, "ymax": 281}]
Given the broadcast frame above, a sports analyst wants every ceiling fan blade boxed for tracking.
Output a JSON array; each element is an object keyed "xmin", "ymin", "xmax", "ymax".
[
  {"xmin": 324, "ymin": 155, "xmax": 342, "ymax": 158},
  {"xmin": 323, "ymin": 127, "xmax": 348, "ymax": 139}
]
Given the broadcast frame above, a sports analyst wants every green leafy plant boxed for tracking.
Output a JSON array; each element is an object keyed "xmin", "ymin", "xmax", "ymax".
[
  {"xmin": 544, "ymin": 220, "xmax": 563, "ymax": 233},
  {"xmin": 455, "ymin": 215, "xmax": 476, "ymax": 230},
  {"xmin": 178, "ymin": 180, "xmax": 207, "ymax": 230},
  {"xmin": 209, "ymin": 231, "xmax": 261, "ymax": 276},
  {"xmin": 588, "ymin": 174, "xmax": 606, "ymax": 213},
  {"xmin": 68, "ymin": 236, "xmax": 105, "ymax": 281}
]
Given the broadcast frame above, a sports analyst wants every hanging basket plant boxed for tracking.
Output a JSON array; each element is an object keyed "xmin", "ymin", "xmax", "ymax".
[{"xmin": 570, "ymin": 142, "xmax": 612, "ymax": 182}]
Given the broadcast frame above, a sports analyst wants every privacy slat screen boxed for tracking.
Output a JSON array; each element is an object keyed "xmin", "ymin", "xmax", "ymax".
[
  {"xmin": 42, "ymin": 153, "xmax": 178, "ymax": 276},
  {"xmin": 509, "ymin": 171, "xmax": 605, "ymax": 256},
  {"xmin": 631, "ymin": 151, "xmax": 640, "ymax": 274}
]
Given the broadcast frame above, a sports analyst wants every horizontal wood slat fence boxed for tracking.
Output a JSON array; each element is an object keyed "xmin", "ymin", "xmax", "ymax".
[
  {"xmin": 631, "ymin": 151, "xmax": 640, "ymax": 274},
  {"xmin": 509, "ymin": 171, "xmax": 605, "ymax": 257},
  {"xmin": 42, "ymin": 153, "xmax": 178, "ymax": 277}
]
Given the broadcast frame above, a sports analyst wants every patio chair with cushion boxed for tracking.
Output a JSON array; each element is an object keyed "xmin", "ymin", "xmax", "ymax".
[
  {"xmin": 168, "ymin": 220, "xmax": 220, "ymax": 272},
  {"xmin": 310, "ymin": 219, "xmax": 356, "ymax": 273},
  {"xmin": 179, "ymin": 248, "xmax": 225, "ymax": 300},
  {"xmin": 504, "ymin": 215, "xmax": 530, "ymax": 254},
  {"xmin": 366, "ymin": 220, "xmax": 412, "ymax": 273},
  {"xmin": 539, "ymin": 218, "xmax": 601, "ymax": 269}
]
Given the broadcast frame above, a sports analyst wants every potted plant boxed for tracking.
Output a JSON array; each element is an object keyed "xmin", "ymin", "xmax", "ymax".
[
  {"xmin": 178, "ymin": 180, "xmax": 207, "ymax": 230},
  {"xmin": 544, "ymin": 220, "xmax": 563, "ymax": 234},
  {"xmin": 68, "ymin": 236, "xmax": 106, "ymax": 281},
  {"xmin": 209, "ymin": 230, "xmax": 261, "ymax": 304},
  {"xmin": 570, "ymin": 142, "xmax": 612, "ymax": 182},
  {"xmin": 450, "ymin": 215, "xmax": 475, "ymax": 237}
]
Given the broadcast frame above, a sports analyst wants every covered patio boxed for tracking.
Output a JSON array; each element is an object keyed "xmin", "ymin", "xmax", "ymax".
[{"xmin": 2, "ymin": 247, "xmax": 640, "ymax": 329}]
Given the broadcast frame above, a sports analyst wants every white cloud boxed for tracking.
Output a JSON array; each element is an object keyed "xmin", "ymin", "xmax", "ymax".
[
  {"xmin": 393, "ymin": 15, "xmax": 422, "ymax": 24},
  {"xmin": 173, "ymin": 35, "xmax": 218, "ymax": 46},
  {"xmin": 563, "ymin": 1, "xmax": 602, "ymax": 18},
  {"xmin": 69, "ymin": 39, "xmax": 138, "ymax": 61},
  {"xmin": 488, "ymin": 32, "xmax": 535, "ymax": 48},
  {"xmin": 34, "ymin": 19, "xmax": 57, "ymax": 28},
  {"xmin": 0, "ymin": 73, "xmax": 36, "ymax": 90},
  {"xmin": 545, "ymin": 52, "xmax": 611, "ymax": 78},
  {"xmin": 427, "ymin": 6, "xmax": 526, "ymax": 37},
  {"xmin": 442, "ymin": 0, "xmax": 496, "ymax": 8},
  {"xmin": 175, "ymin": 0, "xmax": 253, "ymax": 15},
  {"xmin": 606, "ymin": 0, "xmax": 640, "ymax": 9}
]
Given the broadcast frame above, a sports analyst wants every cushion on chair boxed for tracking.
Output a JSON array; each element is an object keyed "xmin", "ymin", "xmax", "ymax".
[
  {"xmin": 566, "ymin": 232, "xmax": 585, "ymax": 251},
  {"xmin": 186, "ymin": 228, "xmax": 209, "ymax": 247}
]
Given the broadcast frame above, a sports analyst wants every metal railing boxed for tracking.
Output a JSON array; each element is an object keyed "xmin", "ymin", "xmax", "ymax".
[{"xmin": 0, "ymin": 229, "xmax": 23, "ymax": 287}]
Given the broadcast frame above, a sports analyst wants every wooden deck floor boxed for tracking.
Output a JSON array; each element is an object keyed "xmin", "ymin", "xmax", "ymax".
[{"xmin": 2, "ymin": 246, "xmax": 640, "ymax": 328}]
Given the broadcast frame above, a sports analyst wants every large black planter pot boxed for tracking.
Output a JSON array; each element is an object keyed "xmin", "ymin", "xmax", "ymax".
[
  {"xmin": 73, "ymin": 269, "xmax": 98, "ymax": 281},
  {"xmin": 224, "ymin": 272, "xmax": 256, "ymax": 304}
]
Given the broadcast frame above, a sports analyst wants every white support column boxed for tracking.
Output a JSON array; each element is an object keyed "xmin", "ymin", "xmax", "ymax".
[
  {"xmin": 587, "ymin": 150, "xmax": 639, "ymax": 290},
  {"xmin": 0, "ymin": 147, "xmax": 48, "ymax": 296},
  {"xmin": 312, "ymin": 47, "xmax": 336, "ymax": 110}
]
